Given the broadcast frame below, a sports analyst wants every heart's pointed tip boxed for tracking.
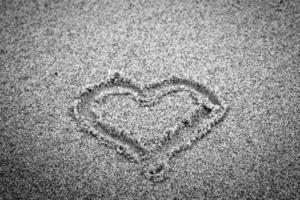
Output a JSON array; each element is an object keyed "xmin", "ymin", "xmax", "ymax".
[
  {"xmin": 112, "ymin": 71, "xmax": 121, "ymax": 79},
  {"xmin": 141, "ymin": 157, "xmax": 171, "ymax": 183}
]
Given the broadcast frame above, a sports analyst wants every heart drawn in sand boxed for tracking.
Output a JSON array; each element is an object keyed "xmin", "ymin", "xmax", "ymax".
[{"xmin": 70, "ymin": 72, "xmax": 228, "ymax": 182}]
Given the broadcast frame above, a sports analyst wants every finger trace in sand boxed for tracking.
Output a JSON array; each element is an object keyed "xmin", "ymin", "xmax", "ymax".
[{"xmin": 71, "ymin": 72, "xmax": 228, "ymax": 182}]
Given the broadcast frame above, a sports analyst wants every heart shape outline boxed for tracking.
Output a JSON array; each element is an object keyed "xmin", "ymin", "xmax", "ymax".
[{"xmin": 70, "ymin": 72, "xmax": 228, "ymax": 182}]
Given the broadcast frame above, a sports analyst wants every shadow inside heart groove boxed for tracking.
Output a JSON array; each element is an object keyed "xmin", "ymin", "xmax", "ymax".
[{"xmin": 71, "ymin": 72, "xmax": 228, "ymax": 182}]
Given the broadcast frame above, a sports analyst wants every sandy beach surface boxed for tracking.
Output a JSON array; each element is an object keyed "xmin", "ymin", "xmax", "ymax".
[{"xmin": 0, "ymin": 0, "xmax": 299, "ymax": 199}]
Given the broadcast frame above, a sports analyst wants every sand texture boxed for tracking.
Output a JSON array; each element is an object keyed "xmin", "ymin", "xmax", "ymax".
[{"xmin": 0, "ymin": 0, "xmax": 299, "ymax": 199}]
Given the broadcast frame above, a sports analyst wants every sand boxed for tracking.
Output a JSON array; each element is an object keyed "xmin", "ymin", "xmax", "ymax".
[{"xmin": 0, "ymin": 0, "xmax": 299, "ymax": 199}]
